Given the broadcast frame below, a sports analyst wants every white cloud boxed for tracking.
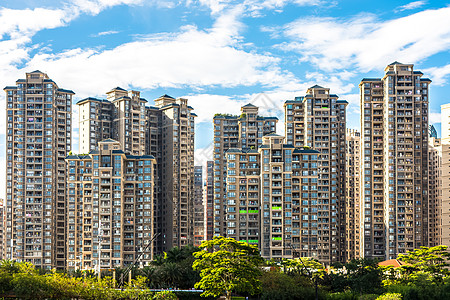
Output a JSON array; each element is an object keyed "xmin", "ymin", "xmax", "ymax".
[
  {"xmin": 272, "ymin": 6, "xmax": 450, "ymax": 72},
  {"xmin": 21, "ymin": 9, "xmax": 293, "ymax": 99},
  {"xmin": 429, "ymin": 112, "xmax": 441, "ymax": 125},
  {"xmin": 423, "ymin": 64, "xmax": 450, "ymax": 86},
  {"xmin": 92, "ymin": 30, "xmax": 120, "ymax": 37},
  {"xmin": 70, "ymin": 0, "xmax": 146, "ymax": 15},
  {"xmin": 195, "ymin": 0, "xmax": 323, "ymax": 15},
  {"xmin": 396, "ymin": 1, "xmax": 427, "ymax": 12}
]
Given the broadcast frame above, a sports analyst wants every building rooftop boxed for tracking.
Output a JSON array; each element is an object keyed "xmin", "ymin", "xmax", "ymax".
[
  {"xmin": 226, "ymin": 148, "xmax": 259, "ymax": 154},
  {"xmin": 361, "ymin": 78, "xmax": 382, "ymax": 81},
  {"xmin": 57, "ymin": 88, "xmax": 75, "ymax": 94},
  {"xmin": 76, "ymin": 97, "xmax": 110, "ymax": 105},
  {"xmin": 309, "ymin": 84, "xmax": 325, "ymax": 89},
  {"xmin": 108, "ymin": 86, "xmax": 127, "ymax": 92},
  {"xmin": 293, "ymin": 148, "xmax": 320, "ymax": 154},
  {"xmin": 159, "ymin": 94, "xmax": 175, "ymax": 99},
  {"xmin": 264, "ymin": 133, "xmax": 283, "ymax": 137}
]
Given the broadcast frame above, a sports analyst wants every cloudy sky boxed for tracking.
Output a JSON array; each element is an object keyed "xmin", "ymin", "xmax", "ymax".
[{"xmin": 1, "ymin": 0, "xmax": 450, "ymax": 196}]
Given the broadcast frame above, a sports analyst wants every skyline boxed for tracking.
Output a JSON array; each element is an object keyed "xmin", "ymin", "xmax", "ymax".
[{"xmin": 1, "ymin": 0, "xmax": 450, "ymax": 197}]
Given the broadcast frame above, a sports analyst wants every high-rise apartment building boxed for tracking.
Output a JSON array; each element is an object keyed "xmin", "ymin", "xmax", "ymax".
[
  {"xmin": 226, "ymin": 134, "xmax": 323, "ymax": 261},
  {"xmin": 77, "ymin": 92, "xmax": 196, "ymax": 251},
  {"xmin": 78, "ymin": 88, "xmax": 146, "ymax": 155},
  {"xmin": 193, "ymin": 166, "xmax": 204, "ymax": 246},
  {"xmin": 440, "ymin": 104, "xmax": 450, "ymax": 246},
  {"xmin": 153, "ymin": 95, "xmax": 196, "ymax": 249},
  {"xmin": 213, "ymin": 104, "xmax": 277, "ymax": 237},
  {"xmin": 66, "ymin": 140, "xmax": 155, "ymax": 270},
  {"xmin": 360, "ymin": 62, "xmax": 431, "ymax": 259},
  {"xmin": 225, "ymin": 148, "xmax": 261, "ymax": 248},
  {"xmin": 78, "ymin": 97, "xmax": 113, "ymax": 153},
  {"xmin": 0, "ymin": 199, "xmax": 4, "ymax": 260},
  {"xmin": 4, "ymin": 71, "xmax": 74, "ymax": 269},
  {"xmin": 428, "ymin": 134, "xmax": 441, "ymax": 247},
  {"xmin": 345, "ymin": 129, "xmax": 361, "ymax": 260},
  {"xmin": 205, "ymin": 161, "xmax": 214, "ymax": 241},
  {"xmin": 284, "ymin": 85, "xmax": 348, "ymax": 263}
]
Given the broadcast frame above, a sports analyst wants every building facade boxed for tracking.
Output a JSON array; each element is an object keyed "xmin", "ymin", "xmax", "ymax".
[
  {"xmin": 428, "ymin": 135, "xmax": 442, "ymax": 247},
  {"xmin": 0, "ymin": 199, "xmax": 4, "ymax": 260},
  {"xmin": 440, "ymin": 104, "xmax": 450, "ymax": 247},
  {"xmin": 77, "ymin": 92, "xmax": 196, "ymax": 251},
  {"xmin": 284, "ymin": 85, "xmax": 348, "ymax": 263},
  {"xmin": 4, "ymin": 71, "xmax": 74, "ymax": 269},
  {"xmin": 194, "ymin": 166, "xmax": 204, "ymax": 246},
  {"xmin": 345, "ymin": 129, "xmax": 361, "ymax": 260},
  {"xmin": 66, "ymin": 140, "xmax": 156, "ymax": 270},
  {"xmin": 205, "ymin": 161, "xmax": 214, "ymax": 241},
  {"xmin": 213, "ymin": 104, "xmax": 277, "ymax": 237},
  {"xmin": 226, "ymin": 134, "xmax": 323, "ymax": 261},
  {"xmin": 360, "ymin": 62, "xmax": 431, "ymax": 259}
]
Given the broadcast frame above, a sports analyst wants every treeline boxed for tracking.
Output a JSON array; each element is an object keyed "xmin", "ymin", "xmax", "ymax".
[{"xmin": 1, "ymin": 244, "xmax": 450, "ymax": 300}]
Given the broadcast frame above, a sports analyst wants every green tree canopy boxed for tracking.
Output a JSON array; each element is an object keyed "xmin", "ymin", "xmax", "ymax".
[
  {"xmin": 383, "ymin": 245, "xmax": 450, "ymax": 286},
  {"xmin": 192, "ymin": 236, "xmax": 264, "ymax": 300}
]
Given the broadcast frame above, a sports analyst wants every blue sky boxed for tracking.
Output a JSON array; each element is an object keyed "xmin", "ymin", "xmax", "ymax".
[{"xmin": 1, "ymin": 0, "xmax": 450, "ymax": 196}]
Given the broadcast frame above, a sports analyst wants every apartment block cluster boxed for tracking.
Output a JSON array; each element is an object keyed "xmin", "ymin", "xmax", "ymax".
[
  {"xmin": 1, "ymin": 61, "xmax": 449, "ymax": 270},
  {"xmin": 2, "ymin": 71, "xmax": 200, "ymax": 270},
  {"xmin": 207, "ymin": 61, "xmax": 448, "ymax": 264}
]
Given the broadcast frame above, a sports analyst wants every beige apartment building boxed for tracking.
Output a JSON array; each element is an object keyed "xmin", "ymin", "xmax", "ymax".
[
  {"xmin": 0, "ymin": 199, "xmax": 4, "ymax": 259},
  {"xmin": 225, "ymin": 148, "xmax": 261, "ymax": 248},
  {"xmin": 194, "ymin": 166, "xmax": 204, "ymax": 246},
  {"xmin": 345, "ymin": 129, "xmax": 361, "ymax": 260},
  {"xmin": 213, "ymin": 104, "xmax": 277, "ymax": 237},
  {"xmin": 226, "ymin": 134, "xmax": 323, "ymax": 261},
  {"xmin": 440, "ymin": 104, "xmax": 450, "ymax": 246},
  {"xmin": 284, "ymin": 85, "xmax": 348, "ymax": 263},
  {"xmin": 360, "ymin": 62, "xmax": 431, "ymax": 259},
  {"xmin": 77, "ymin": 97, "xmax": 113, "ymax": 154},
  {"xmin": 428, "ymin": 131, "xmax": 442, "ymax": 247},
  {"xmin": 77, "ymin": 92, "xmax": 196, "ymax": 251},
  {"xmin": 3, "ymin": 71, "xmax": 74, "ymax": 269},
  {"xmin": 205, "ymin": 161, "xmax": 214, "ymax": 241},
  {"xmin": 66, "ymin": 140, "xmax": 155, "ymax": 270}
]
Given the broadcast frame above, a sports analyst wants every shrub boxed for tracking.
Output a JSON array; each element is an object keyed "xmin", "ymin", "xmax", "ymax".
[
  {"xmin": 376, "ymin": 293, "xmax": 402, "ymax": 300},
  {"xmin": 153, "ymin": 291, "xmax": 178, "ymax": 300}
]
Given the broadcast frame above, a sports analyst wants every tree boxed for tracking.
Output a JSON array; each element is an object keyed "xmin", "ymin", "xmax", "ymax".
[
  {"xmin": 397, "ymin": 245, "xmax": 450, "ymax": 278},
  {"xmin": 192, "ymin": 236, "xmax": 264, "ymax": 300},
  {"xmin": 380, "ymin": 246, "xmax": 450, "ymax": 288}
]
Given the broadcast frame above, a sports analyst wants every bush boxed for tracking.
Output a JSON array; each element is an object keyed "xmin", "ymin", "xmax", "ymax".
[
  {"xmin": 153, "ymin": 290, "xmax": 178, "ymax": 300},
  {"xmin": 326, "ymin": 291, "xmax": 357, "ymax": 300},
  {"xmin": 376, "ymin": 293, "xmax": 402, "ymax": 300}
]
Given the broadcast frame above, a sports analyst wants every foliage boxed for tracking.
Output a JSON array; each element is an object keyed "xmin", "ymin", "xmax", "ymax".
[
  {"xmin": 153, "ymin": 290, "xmax": 178, "ymax": 300},
  {"xmin": 376, "ymin": 293, "xmax": 402, "ymax": 300},
  {"xmin": 0, "ymin": 260, "xmax": 154, "ymax": 300},
  {"xmin": 260, "ymin": 269, "xmax": 318, "ymax": 300},
  {"xmin": 321, "ymin": 258, "xmax": 384, "ymax": 295},
  {"xmin": 147, "ymin": 245, "xmax": 200, "ymax": 289},
  {"xmin": 214, "ymin": 113, "xmax": 239, "ymax": 118},
  {"xmin": 193, "ymin": 236, "xmax": 264, "ymax": 300},
  {"xmin": 382, "ymin": 246, "xmax": 450, "ymax": 287}
]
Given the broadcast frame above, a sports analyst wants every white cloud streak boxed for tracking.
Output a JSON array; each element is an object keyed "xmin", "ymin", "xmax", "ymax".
[
  {"xmin": 272, "ymin": 6, "xmax": 450, "ymax": 72},
  {"xmin": 195, "ymin": 0, "xmax": 323, "ymax": 15},
  {"xmin": 93, "ymin": 30, "xmax": 120, "ymax": 37},
  {"xmin": 396, "ymin": 1, "xmax": 427, "ymax": 12},
  {"xmin": 423, "ymin": 64, "xmax": 450, "ymax": 86}
]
